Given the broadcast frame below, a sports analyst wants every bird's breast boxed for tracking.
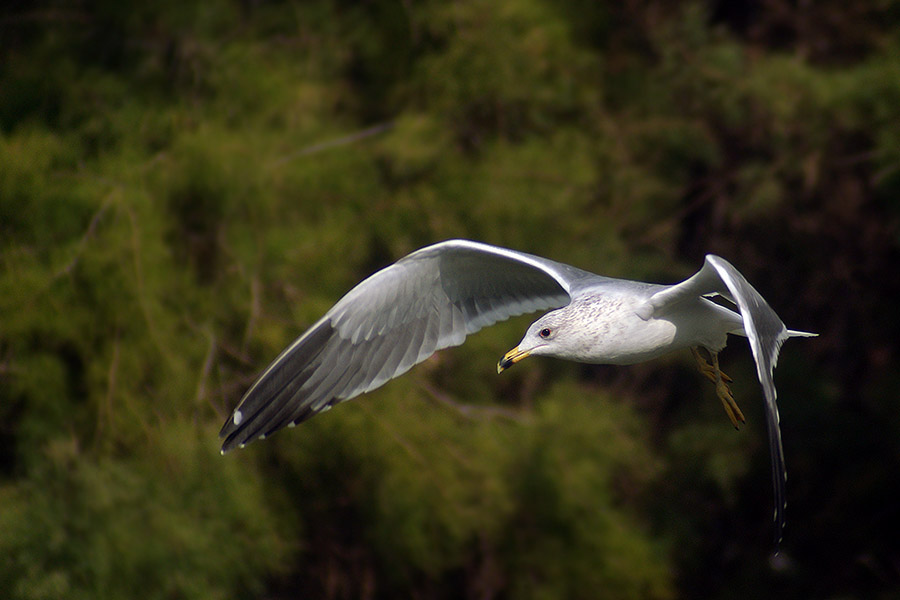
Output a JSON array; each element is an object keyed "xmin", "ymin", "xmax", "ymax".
[{"xmin": 568, "ymin": 294, "xmax": 680, "ymax": 365}]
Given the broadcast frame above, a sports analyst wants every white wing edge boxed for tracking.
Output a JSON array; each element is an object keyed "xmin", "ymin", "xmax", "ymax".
[{"xmin": 401, "ymin": 239, "xmax": 580, "ymax": 295}]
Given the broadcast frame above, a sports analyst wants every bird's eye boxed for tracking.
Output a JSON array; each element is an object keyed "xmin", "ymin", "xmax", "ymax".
[{"xmin": 539, "ymin": 328, "xmax": 552, "ymax": 339}]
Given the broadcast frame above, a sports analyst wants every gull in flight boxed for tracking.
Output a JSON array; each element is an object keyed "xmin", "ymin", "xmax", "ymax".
[{"xmin": 220, "ymin": 239, "xmax": 815, "ymax": 543}]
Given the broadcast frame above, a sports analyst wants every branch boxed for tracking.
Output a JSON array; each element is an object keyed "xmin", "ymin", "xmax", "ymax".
[
  {"xmin": 419, "ymin": 381, "xmax": 526, "ymax": 423},
  {"xmin": 53, "ymin": 197, "xmax": 113, "ymax": 280},
  {"xmin": 271, "ymin": 122, "xmax": 394, "ymax": 167}
]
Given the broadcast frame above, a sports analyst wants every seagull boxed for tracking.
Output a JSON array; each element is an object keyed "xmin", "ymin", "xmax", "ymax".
[{"xmin": 219, "ymin": 239, "xmax": 815, "ymax": 543}]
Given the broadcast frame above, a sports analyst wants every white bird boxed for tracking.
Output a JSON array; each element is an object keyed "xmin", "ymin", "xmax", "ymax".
[{"xmin": 220, "ymin": 239, "xmax": 815, "ymax": 543}]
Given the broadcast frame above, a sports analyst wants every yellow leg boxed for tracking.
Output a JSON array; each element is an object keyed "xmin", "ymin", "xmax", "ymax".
[
  {"xmin": 691, "ymin": 347, "xmax": 733, "ymax": 384},
  {"xmin": 691, "ymin": 347, "xmax": 745, "ymax": 429}
]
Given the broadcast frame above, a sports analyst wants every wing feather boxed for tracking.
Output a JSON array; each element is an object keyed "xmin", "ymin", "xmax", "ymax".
[
  {"xmin": 220, "ymin": 239, "xmax": 579, "ymax": 451},
  {"xmin": 643, "ymin": 254, "xmax": 805, "ymax": 545},
  {"xmin": 705, "ymin": 256, "xmax": 793, "ymax": 545}
]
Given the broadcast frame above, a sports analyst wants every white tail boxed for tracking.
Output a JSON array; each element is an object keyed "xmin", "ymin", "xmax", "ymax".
[{"xmin": 787, "ymin": 329, "xmax": 817, "ymax": 338}]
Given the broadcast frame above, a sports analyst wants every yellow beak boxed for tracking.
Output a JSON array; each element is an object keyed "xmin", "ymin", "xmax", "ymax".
[{"xmin": 497, "ymin": 346, "xmax": 531, "ymax": 373}]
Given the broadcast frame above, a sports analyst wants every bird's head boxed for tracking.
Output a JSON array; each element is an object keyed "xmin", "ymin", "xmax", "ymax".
[{"xmin": 497, "ymin": 309, "xmax": 573, "ymax": 373}]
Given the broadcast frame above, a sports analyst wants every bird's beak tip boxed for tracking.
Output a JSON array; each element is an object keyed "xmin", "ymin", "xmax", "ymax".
[{"xmin": 497, "ymin": 346, "xmax": 529, "ymax": 373}]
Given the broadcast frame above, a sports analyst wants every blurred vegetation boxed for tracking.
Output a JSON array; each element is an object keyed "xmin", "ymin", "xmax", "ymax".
[{"xmin": 1, "ymin": 0, "xmax": 898, "ymax": 598}]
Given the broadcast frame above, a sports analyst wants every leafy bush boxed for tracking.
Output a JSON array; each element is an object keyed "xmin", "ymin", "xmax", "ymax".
[{"xmin": 1, "ymin": 0, "xmax": 898, "ymax": 598}]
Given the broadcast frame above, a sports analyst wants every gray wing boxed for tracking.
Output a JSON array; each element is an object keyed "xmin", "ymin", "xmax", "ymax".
[
  {"xmin": 641, "ymin": 254, "xmax": 813, "ymax": 545},
  {"xmin": 220, "ymin": 239, "xmax": 586, "ymax": 452}
]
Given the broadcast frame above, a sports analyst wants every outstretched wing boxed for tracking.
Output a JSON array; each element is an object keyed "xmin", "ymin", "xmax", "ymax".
[
  {"xmin": 642, "ymin": 255, "xmax": 814, "ymax": 545},
  {"xmin": 220, "ymin": 239, "xmax": 588, "ymax": 452}
]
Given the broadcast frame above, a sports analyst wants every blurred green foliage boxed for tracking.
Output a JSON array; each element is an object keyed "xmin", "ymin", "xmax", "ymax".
[{"xmin": 1, "ymin": 0, "xmax": 899, "ymax": 598}]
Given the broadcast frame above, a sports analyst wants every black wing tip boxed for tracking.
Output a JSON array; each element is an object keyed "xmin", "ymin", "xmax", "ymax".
[
  {"xmin": 218, "ymin": 421, "xmax": 275, "ymax": 454},
  {"xmin": 773, "ymin": 503, "xmax": 787, "ymax": 554},
  {"xmin": 218, "ymin": 409, "xmax": 250, "ymax": 454},
  {"xmin": 218, "ymin": 318, "xmax": 337, "ymax": 453},
  {"xmin": 219, "ymin": 401, "xmax": 325, "ymax": 454}
]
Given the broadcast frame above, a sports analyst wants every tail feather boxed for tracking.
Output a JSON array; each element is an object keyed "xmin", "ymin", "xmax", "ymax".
[{"xmin": 787, "ymin": 329, "xmax": 817, "ymax": 338}]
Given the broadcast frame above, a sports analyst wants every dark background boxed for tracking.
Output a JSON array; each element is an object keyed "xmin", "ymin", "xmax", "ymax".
[{"xmin": 1, "ymin": 1, "xmax": 898, "ymax": 598}]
